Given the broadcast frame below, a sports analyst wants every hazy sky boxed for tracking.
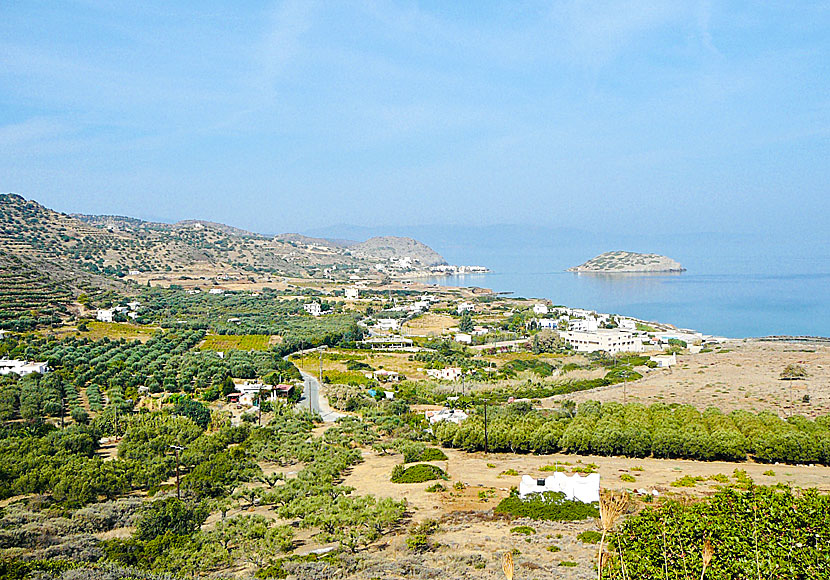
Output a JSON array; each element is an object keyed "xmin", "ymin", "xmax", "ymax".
[{"xmin": 1, "ymin": 1, "xmax": 828, "ymax": 236}]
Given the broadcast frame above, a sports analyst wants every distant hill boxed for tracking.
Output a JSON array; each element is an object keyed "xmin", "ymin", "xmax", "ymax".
[
  {"xmin": 350, "ymin": 236, "xmax": 446, "ymax": 266},
  {"xmin": 568, "ymin": 251, "xmax": 685, "ymax": 273},
  {"xmin": 1, "ymin": 193, "xmax": 451, "ymax": 283}
]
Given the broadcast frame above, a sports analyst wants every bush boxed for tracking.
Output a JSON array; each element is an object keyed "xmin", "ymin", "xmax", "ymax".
[
  {"xmin": 425, "ymin": 483, "xmax": 446, "ymax": 493},
  {"xmin": 577, "ymin": 530, "xmax": 602, "ymax": 544},
  {"xmin": 494, "ymin": 491, "xmax": 599, "ymax": 521},
  {"xmin": 391, "ymin": 463, "xmax": 448, "ymax": 484},
  {"xmin": 620, "ymin": 474, "xmax": 636, "ymax": 483},
  {"xmin": 510, "ymin": 526, "xmax": 536, "ymax": 535}
]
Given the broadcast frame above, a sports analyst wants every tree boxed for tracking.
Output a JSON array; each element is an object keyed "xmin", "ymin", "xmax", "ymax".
[
  {"xmin": 458, "ymin": 312, "xmax": 474, "ymax": 333},
  {"xmin": 173, "ymin": 397, "xmax": 211, "ymax": 429},
  {"xmin": 135, "ymin": 498, "xmax": 208, "ymax": 541}
]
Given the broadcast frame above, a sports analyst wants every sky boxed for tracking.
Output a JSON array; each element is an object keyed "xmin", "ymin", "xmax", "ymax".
[{"xmin": 1, "ymin": 1, "xmax": 828, "ymax": 237}]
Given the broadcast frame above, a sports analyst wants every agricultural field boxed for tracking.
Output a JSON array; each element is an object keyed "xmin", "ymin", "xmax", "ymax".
[
  {"xmin": 200, "ymin": 334, "xmax": 274, "ymax": 351},
  {"xmin": 402, "ymin": 313, "xmax": 457, "ymax": 336}
]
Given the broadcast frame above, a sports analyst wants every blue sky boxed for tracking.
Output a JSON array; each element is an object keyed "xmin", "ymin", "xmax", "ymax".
[{"xmin": 1, "ymin": 1, "xmax": 828, "ymax": 236}]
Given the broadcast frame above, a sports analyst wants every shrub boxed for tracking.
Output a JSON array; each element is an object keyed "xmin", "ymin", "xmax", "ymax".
[
  {"xmin": 671, "ymin": 475, "xmax": 704, "ymax": 487},
  {"xmin": 559, "ymin": 561, "xmax": 578, "ymax": 567},
  {"xmin": 620, "ymin": 474, "xmax": 636, "ymax": 482},
  {"xmin": 390, "ymin": 464, "xmax": 448, "ymax": 484},
  {"xmin": 419, "ymin": 447, "xmax": 448, "ymax": 462},
  {"xmin": 425, "ymin": 483, "xmax": 446, "ymax": 493},
  {"xmin": 510, "ymin": 526, "xmax": 535, "ymax": 535},
  {"xmin": 494, "ymin": 491, "xmax": 599, "ymax": 521},
  {"xmin": 577, "ymin": 530, "xmax": 602, "ymax": 544},
  {"xmin": 547, "ymin": 545, "xmax": 561, "ymax": 552},
  {"xmin": 500, "ymin": 469, "xmax": 519, "ymax": 476}
]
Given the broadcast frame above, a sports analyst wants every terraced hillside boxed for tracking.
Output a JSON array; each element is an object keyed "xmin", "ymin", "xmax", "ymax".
[
  {"xmin": 0, "ymin": 250, "xmax": 72, "ymax": 329},
  {"xmin": 1, "ymin": 194, "xmax": 451, "ymax": 280}
]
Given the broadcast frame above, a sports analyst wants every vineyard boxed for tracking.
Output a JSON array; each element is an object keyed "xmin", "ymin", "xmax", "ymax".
[
  {"xmin": 200, "ymin": 334, "xmax": 271, "ymax": 351},
  {"xmin": 606, "ymin": 484, "xmax": 830, "ymax": 578}
]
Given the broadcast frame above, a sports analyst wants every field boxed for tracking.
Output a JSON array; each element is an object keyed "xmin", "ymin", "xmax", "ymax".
[
  {"xmin": 543, "ymin": 339, "xmax": 830, "ymax": 417},
  {"xmin": 199, "ymin": 334, "xmax": 273, "ymax": 351},
  {"xmin": 39, "ymin": 320, "xmax": 158, "ymax": 342},
  {"xmin": 402, "ymin": 313, "xmax": 458, "ymax": 336}
]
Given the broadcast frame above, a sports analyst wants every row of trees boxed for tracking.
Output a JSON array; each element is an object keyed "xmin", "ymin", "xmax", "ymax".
[{"xmin": 433, "ymin": 401, "xmax": 830, "ymax": 464}]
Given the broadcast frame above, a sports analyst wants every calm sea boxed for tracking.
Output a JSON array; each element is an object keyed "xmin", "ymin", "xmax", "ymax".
[{"xmin": 418, "ymin": 231, "xmax": 830, "ymax": 339}]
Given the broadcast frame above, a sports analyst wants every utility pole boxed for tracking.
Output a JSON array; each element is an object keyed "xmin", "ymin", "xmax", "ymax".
[
  {"xmin": 170, "ymin": 444, "xmax": 184, "ymax": 500},
  {"xmin": 483, "ymin": 401, "xmax": 489, "ymax": 454},
  {"xmin": 60, "ymin": 397, "xmax": 65, "ymax": 429}
]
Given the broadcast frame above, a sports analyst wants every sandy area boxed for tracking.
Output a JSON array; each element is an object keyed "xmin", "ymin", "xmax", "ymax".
[{"xmin": 543, "ymin": 339, "xmax": 830, "ymax": 417}]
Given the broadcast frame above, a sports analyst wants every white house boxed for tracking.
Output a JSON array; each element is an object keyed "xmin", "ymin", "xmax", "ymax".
[
  {"xmin": 536, "ymin": 318, "xmax": 558, "ymax": 330},
  {"xmin": 454, "ymin": 333, "xmax": 472, "ymax": 344},
  {"xmin": 457, "ymin": 302, "xmax": 476, "ymax": 314},
  {"xmin": 304, "ymin": 302, "xmax": 322, "ymax": 317},
  {"xmin": 376, "ymin": 318, "xmax": 400, "ymax": 332},
  {"xmin": 127, "ymin": 301, "xmax": 140, "ymax": 311},
  {"xmin": 96, "ymin": 309, "xmax": 114, "ymax": 323},
  {"xmin": 618, "ymin": 318, "xmax": 638, "ymax": 331},
  {"xmin": 365, "ymin": 369, "xmax": 400, "ymax": 382},
  {"xmin": 568, "ymin": 318, "xmax": 598, "ymax": 332},
  {"xmin": 562, "ymin": 329, "xmax": 644, "ymax": 354},
  {"xmin": 650, "ymin": 353, "xmax": 677, "ymax": 368},
  {"xmin": 425, "ymin": 367, "xmax": 463, "ymax": 381},
  {"xmin": 208, "ymin": 288, "xmax": 225, "ymax": 295},
  {"xmin": 0, "ymin": 360, "xmax": 50, "ymax": 376},
  {"xmin": 533, "ymin": 304, "xmax": 549, "ymax": 315},
  {"xmin": 345, "ymin": 287, "xmax": 359, "ymax": 300},
  {"xmin": 426, "ymin": 408, "xmax": 468, "ymax": 425},
  {"xmin": 519, "ymin": 473, "xmax": 600, "ymax": 503}
]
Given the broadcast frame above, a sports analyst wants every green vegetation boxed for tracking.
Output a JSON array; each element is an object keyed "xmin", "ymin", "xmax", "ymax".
[
  {"xmin": 433, "ymin": 400, "xmax": 830, "ymax": 465},
  {"xmin": 606, "ymin": 485, "xmax": 830, "ymax": 579},
  {"xmin": 200, "ymin": 334, "xmax": 271, "ymax": 351},
  {"xmin": 494, "ymin": 490, "xmax": 599, "ymax": 521},
  {"xmin": 620, "ymin": 473, "xmax": 636, "ymax": 482},
  {"xmin": 510, "ymin": 525, "xmax": 536, "ymax": 535},
  {"xmin": 390, "ymin": 463, "xmax": 448, "ymax": 483},
  {"xmin": 577, "ymin": 530, "xmax": 602, "ymax": 544}
]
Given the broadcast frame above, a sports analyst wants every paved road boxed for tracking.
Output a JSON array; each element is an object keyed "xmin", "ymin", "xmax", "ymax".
[{"xmin": 298, "ymin": 371, "xmax": 344, "ymax": 423}]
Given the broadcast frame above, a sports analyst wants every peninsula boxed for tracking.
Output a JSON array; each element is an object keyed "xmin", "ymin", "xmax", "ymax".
[{"xmin": 568, "ymin": 250, "xmax": 685, "ymax": 273}]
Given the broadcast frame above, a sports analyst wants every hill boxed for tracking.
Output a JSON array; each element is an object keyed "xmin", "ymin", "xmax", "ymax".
[
  {"xmin": 349, "ymin": 236, "xmax": 447, "ymax": 266},
  {"xmin": 568, "ymin": 250, "xmax": 685, "ymax": 273},
  {"xmin": 1, "ymin": 194, "xmax": 452, "ymax": 282}
]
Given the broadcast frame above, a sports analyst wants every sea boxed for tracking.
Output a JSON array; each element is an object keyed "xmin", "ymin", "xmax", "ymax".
[
  {"xmin": 425, "ymin": 233, "xmax": 830, "ymax": 339},
  {"xmin": 309, "ymin": 224, "xmax": 830, "ymax": 339}
]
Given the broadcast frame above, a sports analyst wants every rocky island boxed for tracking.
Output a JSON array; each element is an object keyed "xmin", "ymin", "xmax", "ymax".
[{"xmin": 568, "ymin": 250, "xmax": 685, "ymax": 273}]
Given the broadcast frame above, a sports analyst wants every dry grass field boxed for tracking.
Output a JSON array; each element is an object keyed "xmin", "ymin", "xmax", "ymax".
[
  {"xmin": 402, "ymin": 313, "xmax": 458, "ymax": 336},
  {"xmin": 544, "ymin": 339, "xmax": 830, "ymax": 418}
]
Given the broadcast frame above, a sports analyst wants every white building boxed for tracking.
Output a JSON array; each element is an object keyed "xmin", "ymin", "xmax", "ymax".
[
  {"xmin": 650, "ymin": 353, "xmax": 677, "ymax": 368},
  {"xmin": 618, "ymin": 318, "xmax": 638, "ymax": 331},
  {"xmin": 519, "ymin": 473, "xmax": 600, "ymax": 503},
  {"xmin": 127, "ymin": 301, "xmax": 140, "ymax": 311},
  {"xmin": 568, "ymin": 318, "xmax": 598, "ymax": 332},
  {"xmin": 376, "ymin": 318, "xmax": 400, "ymax": 332},
  {"xmin": 457, "ymin": 302, "xmax": 476, "ymax": 314},
  {"xmin": 426, "ymin": 408, "xmax": 468, "ymax": 425},
  {"xmin": 0, "ymin": 330, "xmax": 7, "ymax": 339},
  {"xmin": 425, "ymin": 367, "xmax": 463, "ymax": 381},
  {"xmin": 344, "ymin": 287, "xmax": 359, "ymax": 300},
  {"xmin": 304, "ymin": 302, "xmax": 322, "ymax": 317},
  {"xmin": 208, "ymin": 288, "xmax": 225, "ymax": 295},
  {"xmin": 0, "ymin": 360, "xmax": 50, "ymax": 376},
  {"xmin": 562, "ymin": 329, "xmax": 644, "ymax": 354},
  {"xmin": 536, "ymin": 318, "xmax": 558, "ymax": 330},
  {"xmin": 454, "ymin": 333, "xmax": 472, "ymax": 344},
  {"xmin": 533, "ymin": 304, "xmax": 549, "ymax": 315},
  {"xmin": 187, "ymin": 289, "xmax": 201, "ymax": 295},
  {"xmin": 365, "ymin": 369, "xmax": 400, "ymax": 382},
  {"xmin": 96, "ymin": 309, "xmax": 114, "ymax": 323}
]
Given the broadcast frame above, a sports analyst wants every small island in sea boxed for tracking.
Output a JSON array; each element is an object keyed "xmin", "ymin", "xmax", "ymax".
[{"xmin": 568, "ymin": 250, "xmax": 686, "ymax": 273}]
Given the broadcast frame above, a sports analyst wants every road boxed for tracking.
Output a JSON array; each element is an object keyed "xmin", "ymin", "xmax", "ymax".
[{"xmin": 298, "ymin": 371, "xmax": 344, "ymax": 423}]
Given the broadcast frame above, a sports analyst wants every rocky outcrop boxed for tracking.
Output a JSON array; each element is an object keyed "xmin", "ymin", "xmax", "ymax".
[{"xmin": 568, "ymin": 251, "xmax": 685, "ymax": 273}]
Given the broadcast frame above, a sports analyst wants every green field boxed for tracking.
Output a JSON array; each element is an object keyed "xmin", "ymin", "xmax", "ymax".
[{"xmin": 200, "ymin": 334, "xmax": 271, "ymax": 351}]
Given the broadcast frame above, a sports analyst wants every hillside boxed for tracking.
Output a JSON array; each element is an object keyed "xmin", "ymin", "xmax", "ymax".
[
  {"xmin": 1, "ymin": 194, "xmax": 452, "ymax": 282},
  {"xmin": 568, "ymin": 250, "xmax": 685, "ymax": 273},
  {"xmin": 349, "ymin": 236, "xmax": 447, "ymax": 266}
]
